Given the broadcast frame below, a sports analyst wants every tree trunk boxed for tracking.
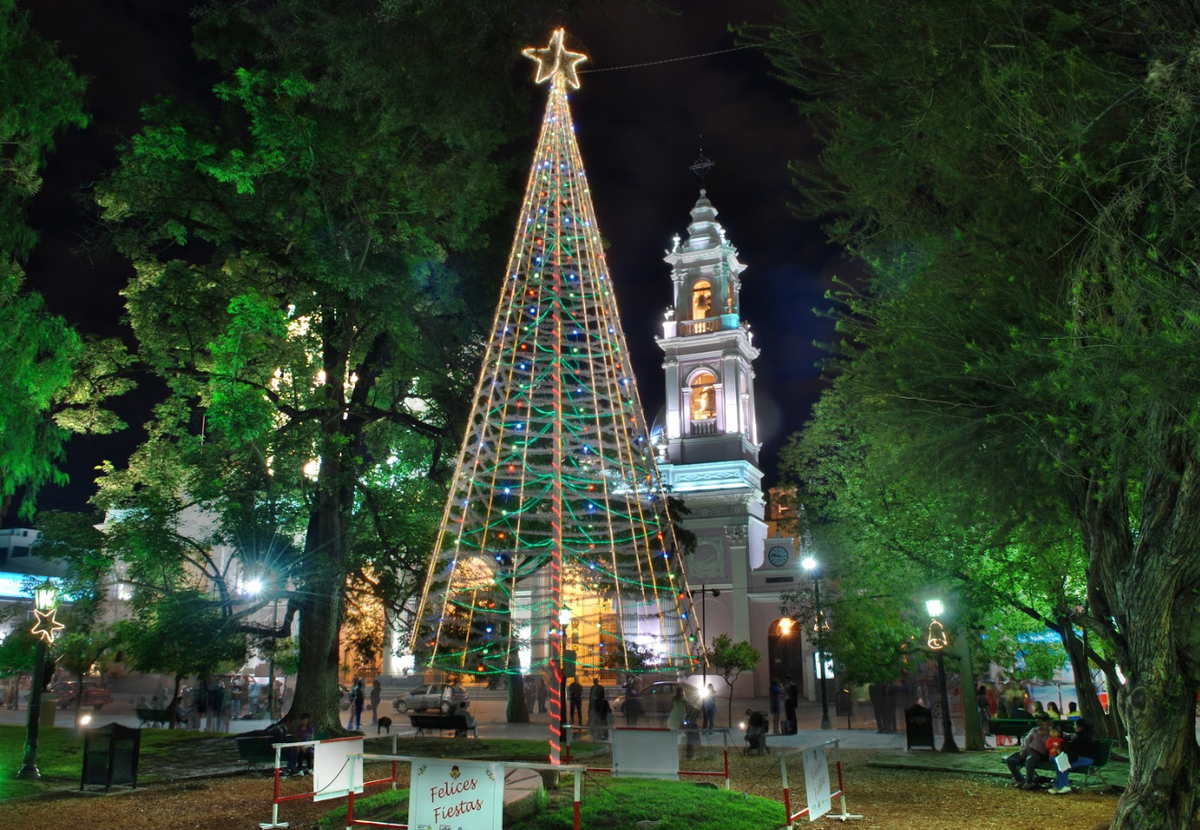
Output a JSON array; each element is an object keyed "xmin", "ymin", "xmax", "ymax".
[
  {"xmin": 168, "ymin": 674, "xmax": 181, "ymax": 730},
  {"xmin": 1060, "ymin": 621, "xmax": 1115, "ymax": 739},
  {"xmin": 288, "ymin": 565, "xmax": 344, "ymax": 733},
  {"xmin": 506, "ymin": 671, "xmax": 529, "ymax": 723},
  {"xmin": 955, "ymin": 639, "xmax": 985, "ymax": 751},
  {"xmin": 1111, "ymin": 677, "xmax": 1200, "ymax": 830},
  {"xmin": 74, "ymin": 666, "xmax": 84, "ymax": 724},
  {"xmin": 1071, "ymin": 427, "xmax": 1200, "ymax": 830}
]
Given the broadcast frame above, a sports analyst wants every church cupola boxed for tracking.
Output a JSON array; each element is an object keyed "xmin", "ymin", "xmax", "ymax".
[
  {"xmin": 663, "ymin": 189, "xmax": 747, "ymax": 335},
  {"xmin": 656, "ymin": 187, "xmax": 760, "ymax": 472}
]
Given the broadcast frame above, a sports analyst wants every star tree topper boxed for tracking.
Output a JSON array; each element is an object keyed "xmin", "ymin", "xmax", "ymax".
[
  {"xmin": 522, "ymin": 28, "xmax": 587, "ymax": 90},
  {"xmin": 31, "ymin": 607, "xmax": 64, "ymax": 643}
]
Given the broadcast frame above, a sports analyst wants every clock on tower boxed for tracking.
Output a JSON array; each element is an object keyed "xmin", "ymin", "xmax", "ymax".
[{"xmin": 767, "ymin": 544, "xmax": 790, "ymax": 567}]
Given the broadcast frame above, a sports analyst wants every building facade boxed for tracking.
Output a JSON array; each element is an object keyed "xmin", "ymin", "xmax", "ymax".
[{"xmin": 651, "ymin": 190, "xmax": 815, "ymax": 699}]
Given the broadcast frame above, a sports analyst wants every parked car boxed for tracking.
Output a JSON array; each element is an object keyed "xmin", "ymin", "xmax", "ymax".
[
  {"xmin": 613, "ymin": 680, "xmax": 704, "ymax": 723},
  {"xmin": 392, "ymin": 683, "xmax": 470, "ymax": 715},
  {"xmin": 51, "ymin": 680, "xmax": 113, "ymax": 711}
]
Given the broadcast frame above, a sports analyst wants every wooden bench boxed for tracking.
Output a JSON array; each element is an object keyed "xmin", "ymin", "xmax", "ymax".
[
  {"xmin": 235, "ymin": 735, "xmax": 280, "ymax": 767},
  {"xmin": 136, "ymin": 707, "xmax": 183, "ymax": 728},
  {"xmin": 989, "ymin": 718, "xmax": 1075, "ymax": 738},
  {"xmin": 409, "ymin": 713, "xmax": 476, "ymax": 738}
]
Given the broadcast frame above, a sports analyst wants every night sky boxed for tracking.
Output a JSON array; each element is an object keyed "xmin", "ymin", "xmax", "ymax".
[{"xmin": 21, "ymin": 0, "xmax": 843, "ymax": 518}]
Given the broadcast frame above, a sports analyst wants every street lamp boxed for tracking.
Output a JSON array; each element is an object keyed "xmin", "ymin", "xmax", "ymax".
[
  {"xmin": 690, "ymin": 584, "xmax": 720, "ymax": 688},
  {"xmin": 18, "ymin": 579, "xmax": 62, "ymax": 780},
  {"xmin": 247, "ymin": 576, "xmax": 279, "ymax": 720},
  {"xmin": 926, "ymin": 599, "xmax": 959, "ymax": 753},
  {"xmin": 801, "ymin": 557, "xmax": 831, "ymax": 730},
  {"xmin": 557, "ymin": 605, "xmax": 573, "ymax": 755}
]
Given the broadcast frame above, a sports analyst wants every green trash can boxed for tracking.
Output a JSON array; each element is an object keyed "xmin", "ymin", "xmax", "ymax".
[
  {"xmin": 80, "ymin": 723, "xmax": 141, "ymax": 792},
  {"xmin": 39, "ymin": 693, "xmax": 59, "ymax": 728}
]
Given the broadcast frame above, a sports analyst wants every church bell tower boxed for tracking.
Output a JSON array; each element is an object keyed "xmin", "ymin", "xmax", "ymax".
[{"xmin": 652, "ymin": 184, "xmax": 770, "ymax": 693}]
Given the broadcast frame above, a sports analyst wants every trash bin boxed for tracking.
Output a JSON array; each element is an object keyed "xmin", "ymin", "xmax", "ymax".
[
  {"xmin": 80, "ymin": 723, "xmax": 141, "ymax": 792},
  {"xmin": 904, "ymin": 703, "xmax": 935, "ymax": 751},
  {"xmin": 835, "ymin": 688, "xmax": 853, "ymax": 718},
  {"xmin": 39, "ymin": 693, "xmax": 59, "ymax": 728}
]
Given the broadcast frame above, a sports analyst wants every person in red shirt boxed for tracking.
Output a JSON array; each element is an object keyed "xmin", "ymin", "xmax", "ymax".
[{"xmin": 1044, "ymin": 725, "xmax": 1065, "ymax": 759}]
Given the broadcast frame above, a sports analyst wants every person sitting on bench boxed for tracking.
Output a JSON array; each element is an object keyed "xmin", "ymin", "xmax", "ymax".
[
  {"xmin": 454, "ymin": 702, "xmax": 476, "ymax": 738},
  {"xmin": 1050, "ymin": 719, "xmax": 1098, "ymax": 794},
  {"xmin": 744, "ymin": 708, "xmax": 768, "ymax": 754},
  {"xmin": 286, "ymin": 713, "xmax": 315, "ymax": 775}
]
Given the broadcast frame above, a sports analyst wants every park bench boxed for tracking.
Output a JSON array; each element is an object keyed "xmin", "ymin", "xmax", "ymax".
[
  {"xmin": 409, "ymin": 713, "xmax": 477, "ymax": 738},
  {"xmin": 136, "ymin": 707, "xmax": 184, "ymax": 728},
  {"xmin": 1033, "ymin": 738, "xmax": 1116, "ymax": 789},
  {"xmin": 236, "ymin": 734, "xmax": 281, "ymax": 767},
  {"xmin": 989, "ymin": 718, "xmax": 1075, "ymax": 739}
]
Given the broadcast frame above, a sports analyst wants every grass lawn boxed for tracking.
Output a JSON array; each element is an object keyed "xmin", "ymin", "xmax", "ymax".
[
  {"xmin": 318, "ymin": 778, "xmax": 782, "ymax": 830},
  {"xmin": 0, "ymin": 724, "xmax": 210, "ymax": 801},
  {"xmin": 364, "ymin": 736, "xmax": 601, "ymax": 761}
]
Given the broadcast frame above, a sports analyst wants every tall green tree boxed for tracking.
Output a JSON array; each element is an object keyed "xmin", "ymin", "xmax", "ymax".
[
  {"xmin": 119, "ymin": 590, "xmax": 247, "ymax": 729},
  {"xmin": 756, "ymin": 2, "xmax": 1200, "ymax": 826},
  {"xmin": 96, "ymin": 0, "xmax": 589, "ymax": 732},
  {"xmin": 0, "ymin": 0, "xmax": 132, "ymax": 522},
  {"xmin": 707, "ymin": 633, "xmax": 760, "ymax": 728}
]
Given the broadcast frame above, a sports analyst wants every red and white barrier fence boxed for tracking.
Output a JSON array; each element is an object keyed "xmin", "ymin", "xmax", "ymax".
[
  {"xmin": 257, "ymin": 737, "xmax": 584, "ymax": 830},
  {"xmin": 563, "ymin": 723, "xmax": 731, "ymax": 789},
  {"xmin": 780, "ymin": 739, "xmax": 862, "ymax": 827}
]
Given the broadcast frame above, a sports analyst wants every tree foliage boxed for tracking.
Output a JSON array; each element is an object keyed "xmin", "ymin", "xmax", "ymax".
[
  {"xmin": 754, "ymin": 2, "xmax": 1200, "ymax": 826},
  {"xmin": 707, "ymin": 633, "xmax": 760, "ymax": 727},
  {"xmin": 0, "ymin": 0, "xmax": 133, "ymax": 522},
  {"xmin": 95, "ymin": 0, "xmax": 593, "ymax": 731}
]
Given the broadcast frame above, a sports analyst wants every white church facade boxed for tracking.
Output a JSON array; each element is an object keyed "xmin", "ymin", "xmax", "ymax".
[{"xmin": 651, "ymin": 189, "xmax": 819, "ymax": 701}]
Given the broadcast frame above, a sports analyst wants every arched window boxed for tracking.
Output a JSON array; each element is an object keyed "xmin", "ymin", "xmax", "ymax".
[
  {"xmin": 689, "ymin": 371, "xmax": 717, "ymax": 421},
  {"xmin": 691, "ymin": 280, "xmax": 713, "ymax": 320}
]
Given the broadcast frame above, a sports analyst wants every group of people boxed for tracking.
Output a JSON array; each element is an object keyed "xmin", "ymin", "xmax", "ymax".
[
  {"xmin": 768, "ymin": 677, "xmax": 800, "ymax": 734},
  {"xmin": 1005, "ymin": 717, "xmax": 1099, "ymax": 794},
  {"xmin": 976, "ymin": 680, "xmax": 1085, "ymax": 746},
  {"xmin": 344, "ymin": 677, "xmax": 384, "ymax": 731},
  {"xmin": 868, "ymin": 682, "xmax": 901, "ymax": 732}
]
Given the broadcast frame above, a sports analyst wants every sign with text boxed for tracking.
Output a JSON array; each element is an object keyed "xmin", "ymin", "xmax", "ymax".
[
  {"xmin": 408, "ymin": 759, "xmax": 503, "ymax": 830},
  {"xmin": 313, "ymin": 737, "xmax": 364, "ymax": 802},
  {"xmin": 611, "ymin": 727, "xmax": 679, "ymax": 780},
  {"xmin": 801, "ymin": 745, "xmax": 832, "ymax": 821}
]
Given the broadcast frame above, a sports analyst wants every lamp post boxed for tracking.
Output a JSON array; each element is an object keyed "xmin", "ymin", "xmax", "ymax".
[
  {"xmin": 691, "ymin": 584, "xmax": 721, "ymax": 688},
  {"xmin": 801, "ymin": 557, "xmax": 831, "ymax": 730},
  {"xmin": 247, "ymin": 576, "xmax": 279, "ymax": 720},
  {"xmin": 926, "ymin": 599, "xmax": 959, "ymax": 753},
  {"xmin": 558, "ymin": 605, "xmax": 572, "ymax": 757},
  {"xmin": 18, "ymin": 580, "xmax": 62, "ymax": 780}
]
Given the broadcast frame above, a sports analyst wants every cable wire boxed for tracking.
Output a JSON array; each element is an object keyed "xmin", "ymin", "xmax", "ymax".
[{"xmin": 580, "ymin": 46, "xmax": 754, "ymax": 74}]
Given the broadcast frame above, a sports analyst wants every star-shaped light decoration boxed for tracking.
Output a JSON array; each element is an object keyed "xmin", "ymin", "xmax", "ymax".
[
  {"xmin": 522, "ymin": 28, "xmax": 587, "ymax": 90},
  {"xmin": 31, "ymin": 607, "xmax": 65, "ymax": 643}
]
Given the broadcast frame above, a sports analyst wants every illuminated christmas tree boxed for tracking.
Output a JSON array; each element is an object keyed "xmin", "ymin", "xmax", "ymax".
[{"xmin": 410, "ymin": 29, "xmax": 700, "ymax": 762}]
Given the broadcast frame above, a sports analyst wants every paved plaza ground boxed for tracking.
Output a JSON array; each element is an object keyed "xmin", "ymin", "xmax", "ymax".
[{"xmin": 0, "ymin": 697, "xmax": 1127, "ymax": 829}]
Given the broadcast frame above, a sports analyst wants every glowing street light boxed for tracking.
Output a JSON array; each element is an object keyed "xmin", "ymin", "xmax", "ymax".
[
  {"xmin": 802, "ymin": 557, "xmax": 831, "ymax": 730},
  {"xmin": 926, "ymin": 598, "xmax": 958, "ymax": 753},
  {"xmin": 18, "ymin": 580, "xmax": 61, "ymax": 780}
]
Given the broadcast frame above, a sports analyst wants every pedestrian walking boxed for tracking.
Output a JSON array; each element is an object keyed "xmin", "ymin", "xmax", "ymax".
[
  {"xmin": 702, "ymin": 683, "xmax": 717, "ymax": 732},
  {"xmin": 785, "ymin": 677, "xmax": 799, "ymax": 734},
  {"xmin": 769, "ymin": 678, "xmax": 782, "ymax": 733},
  {"xmin": 623, "ymin": 675, "xmax": 641, "ymax": 726},
  {"xmin": 568, "ymin": 677, "xmax": 584, "ymax": 725},
  {"xmin": 589, "ymin": 677, "xmax": 605, "ymax": 731},
  {"xmin": 370, "ymin": 678, "xmax": 382, "ymax": 726},
  {"xmin": 350, "ymin": 678, "xmax": 365, "ymax": 730},
  {"xmin": 537, "ymin": 677, "xmax": 548, "ymax": 714}
]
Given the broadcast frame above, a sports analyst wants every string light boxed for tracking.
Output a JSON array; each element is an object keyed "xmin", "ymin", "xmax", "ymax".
[{"xmin": 409, "ymin": 27, "xmax": 700, "ymax": 765}]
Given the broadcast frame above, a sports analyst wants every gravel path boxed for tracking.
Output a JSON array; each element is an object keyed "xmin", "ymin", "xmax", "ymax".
[{"xmin": 0, "ymin": 746, "xmax": 1122, "ymax": 829}]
